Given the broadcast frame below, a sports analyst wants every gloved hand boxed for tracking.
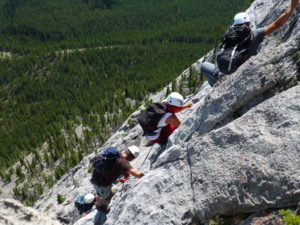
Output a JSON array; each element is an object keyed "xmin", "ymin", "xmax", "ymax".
[{"xmin": 119, "ymin": 177, "xmax": 129, "ymax": 183}]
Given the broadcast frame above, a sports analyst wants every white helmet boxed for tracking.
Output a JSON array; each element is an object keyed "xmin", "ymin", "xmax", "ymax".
[
  {"xmin": 128, "ymin": 146, "xmax": 140, "ymax": 158},
  {"xmin": 233, "ymin": 12, "xmax": 251, "ymax": 26},
  {"xmin": 167, "ymin": 92, "xmax": 184, "ymax": 107},
  {"xmin": 84, "ymin": 194, "xmax": 95, "ymax": 204}
]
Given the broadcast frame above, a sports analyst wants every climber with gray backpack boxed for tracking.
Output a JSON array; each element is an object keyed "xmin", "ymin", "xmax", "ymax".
[
  {"xmin": 90, "ymin": 146, "xmax": 144, "ymax": 213},
  {"xmin": 201, "ymin": 0, "xmax": 299, "ymax": 87},
  {"xmin": 138, "ymin": 92, "xmax": 193, "ymax": 145}
]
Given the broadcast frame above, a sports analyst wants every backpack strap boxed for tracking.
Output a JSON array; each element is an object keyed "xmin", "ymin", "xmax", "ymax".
[{"xmin": 228, "ymin": 45, "xmax": 238, "ymax": 73}]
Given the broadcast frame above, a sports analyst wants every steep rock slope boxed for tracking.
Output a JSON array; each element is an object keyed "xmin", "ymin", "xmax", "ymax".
[
  {"xmin": 171, "ymin": 0, "xmax": 300, "ymax": 145},
  {"xmin": 93, "ymin": 0, "xmax": 300, "ymax": 224},
  {"xmin": 106, "ymin": 84, "xmax": 300, "ymax": 224},
  {"xmin": 0, "ymin": 199, "xmax": 62, "ymax": 225},
  {"xmin": 34, "ymin": 0, "xmax": 300, "ymax": 224},
  {"xmin": 172, "ymin": 33, "xmax": 299, "ymax": 145},
  {"xmin": 33, "ymin": 59, "xmax": 209, "ymax": 225}
]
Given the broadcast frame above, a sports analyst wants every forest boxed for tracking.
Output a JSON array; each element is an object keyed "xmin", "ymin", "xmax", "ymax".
[
  {"xmin": 0, "ymin": 0, "xmax": 252, "ymax": 52},
  {"xmin": 0, "ymin": 0, "xmax": 252, "ymax": 205}
]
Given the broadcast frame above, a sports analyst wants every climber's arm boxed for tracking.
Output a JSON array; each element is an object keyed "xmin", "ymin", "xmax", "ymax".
[
  {"xmin": 170, "ymin": 101, "xmax": 194, "ymax": 113},
  {"xmin": 165, "ymin": 115, "xmax": 181, "ymax": 128},
  {"xmin": 265, "ymin": 0, "xmax": 299, "ymax": 36},
  {"xmin": 128, "ymin": 168, "xmax": 144, "ymax": 178}
]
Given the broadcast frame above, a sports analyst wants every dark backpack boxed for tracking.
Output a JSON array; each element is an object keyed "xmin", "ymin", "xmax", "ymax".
[
  {"xmin": 138, "ymin": 102, "xmax": 168, "ymax": 136},
  {"xmin": 217, "ymin": 24, "xmax": 252, "ymax": 74},
  {"xmin": 92, "ymin": 147, "xmax": 121, "ymax": 174}
]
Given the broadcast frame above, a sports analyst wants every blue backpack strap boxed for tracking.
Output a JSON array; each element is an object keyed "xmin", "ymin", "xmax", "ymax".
[
  {"xmin": 92, "ymin": 147, "xmax": 121, "ymax": 174},
  {"xmin": 75, "ymin": 195, "xmax": 84, "ymax": 204}
]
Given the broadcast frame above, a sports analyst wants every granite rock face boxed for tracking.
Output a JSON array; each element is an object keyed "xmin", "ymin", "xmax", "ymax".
[
  {"xmin": 170, "ymin": 21, "xmax": 299, "ymax": 146},
  {"xmin": 0, "ymin": 199, "xmax": 62, "ymax": 225},
  {"xmin": 103, "ymin": 0, "xmax": 300, "ymax": 224},
  {"xmin": 33, "ymin": 0, "xmax": 300, "ymax": 224},
  {"xmin": 104, "ymin": 85, "xmax": 300, "ymax": 224}
]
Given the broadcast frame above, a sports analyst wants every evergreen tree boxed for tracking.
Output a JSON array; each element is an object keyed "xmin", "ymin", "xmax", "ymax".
[
  {"xmin": 166, "ymin": 86, "xmax": 171, "ymax": 97},
  {"xmin": 16, "ymin": 166, "xmax": 25, "ymax": 180},
  {"xmin": 171, "ymin": 79, "xmax": 177, "ymax": 92}
]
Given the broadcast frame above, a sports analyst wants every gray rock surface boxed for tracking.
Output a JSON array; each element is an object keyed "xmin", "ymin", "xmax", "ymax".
[
  {"xmin": 33, "ymin": 0, "xmax": 300, "ymax": 224},
  {"xmin": 170, "ymin": 26, "xmax": 299, "ymax": 146},
  {"xmin": 0, "ymin": 199, "xmax": 62, "ymax": 225},
  {"xmin": 104, "ymin": 85, "xmax": 300, "ymax": 224},
  {"xmin": 33, "ymin": 56, "xmax": 206, "ymax": 224}
]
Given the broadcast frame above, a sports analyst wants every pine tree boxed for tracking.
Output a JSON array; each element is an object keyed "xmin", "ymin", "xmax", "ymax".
[
  {"xmin": 166, "ymin": 86, "xmax": 171, "ymax": 97},
  {"xmin": 16, "ymin": 166, "xmax": 25, "ymax": 180},
  {"xmin": 171, "ymin": 79, "xmax": 177, "ymax": 92}
]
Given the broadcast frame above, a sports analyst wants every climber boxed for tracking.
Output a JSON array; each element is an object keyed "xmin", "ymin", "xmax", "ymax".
[
  {"xmin": 90, "ymin": 146, "xmax": 144, "ymax": 213},
  {"xmin": 74, "ymin": 193, "xmax": 95, "ymax": 217},
  {"xmin": 138, "ymin": 92, "xmax": 193, "ymax": 145},
  {"xmin": 200, "ymin": 0, "xmax": 300, "ymax": 87}
]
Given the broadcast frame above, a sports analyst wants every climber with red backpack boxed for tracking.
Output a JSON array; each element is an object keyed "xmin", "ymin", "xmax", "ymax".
[
  {"xmin": 138, "ymin": 92, "xmax": 193, "ymax": 145},
  {"xmin": 90, "ymin": 146, "xmax": 144, "ymax": 213},
  {"xmin": 200, "ymin": 0, "xmax": 299, "ymax": 87}
]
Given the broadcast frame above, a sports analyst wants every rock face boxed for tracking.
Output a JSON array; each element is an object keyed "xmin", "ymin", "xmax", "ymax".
[
  {"xmin": 34, "ymin": 0, "xmax": 300, "ymax": 224},
  {"xmin": 0, "ymin": 199, "xmax": 62, "ymax": 225},
  {"xmin": 170, "ymin": 2, "xmax": 300, "ymax": 145},
  {"xmin": 102, "ymin": 85, "xmax": 300, "ymax": 225}
]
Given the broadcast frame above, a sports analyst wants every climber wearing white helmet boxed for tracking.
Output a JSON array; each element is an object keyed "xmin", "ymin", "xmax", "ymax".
[
  {"xmin": 138, "ymin": 92, "xmax": 193, "ymax": 145},
  {"xmin": 200, "ymin": 0, "xmax": 299, "ymax": 87},
  {"xmin": 232, "ymin": 12, "xmax": 251, "ymax": 26},
  {"xmin": 74, "ymin": 193, "xmax": 96, "ymax": 217},
  {"xmin": 91, "ymin": 146, "xmax": 144, "ymax": 213}
]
